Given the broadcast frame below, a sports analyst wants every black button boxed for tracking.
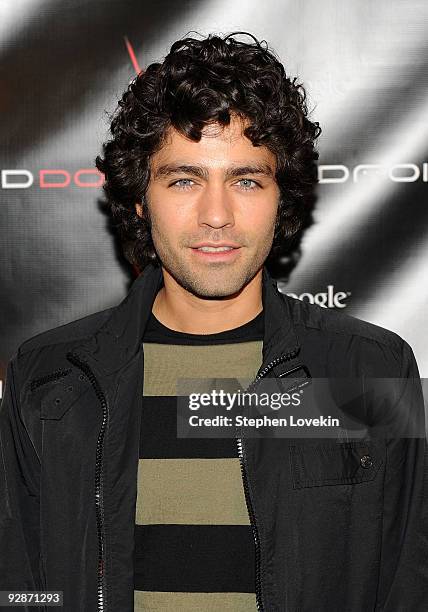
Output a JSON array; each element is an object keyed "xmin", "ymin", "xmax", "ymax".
[{"xmin": 360, "ymin": 454, "xmax": 373, "ymax": 469}]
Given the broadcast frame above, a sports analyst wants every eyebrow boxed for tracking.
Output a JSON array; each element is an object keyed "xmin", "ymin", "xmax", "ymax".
[{"xmin": 152, "ymin": 163, "xmax": 275, "ymax": 181}]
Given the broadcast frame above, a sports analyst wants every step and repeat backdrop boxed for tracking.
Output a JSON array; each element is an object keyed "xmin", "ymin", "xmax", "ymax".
[{"xmin": 1, "ymin": 1, "xmax": 428, "ymax": 402}]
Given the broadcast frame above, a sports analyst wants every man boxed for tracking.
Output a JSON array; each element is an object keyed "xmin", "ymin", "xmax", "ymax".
[{"xmin": 0, "ymin": 32, "xmax": 426, "ymax": 612}]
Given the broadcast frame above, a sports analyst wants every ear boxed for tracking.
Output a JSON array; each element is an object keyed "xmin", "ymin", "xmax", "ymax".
[{"xmin": 135, "ymin": 202, "xmax": 143, "ymax": 218}]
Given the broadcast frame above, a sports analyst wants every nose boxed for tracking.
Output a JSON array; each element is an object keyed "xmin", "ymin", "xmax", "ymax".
[{"xmin": 197, "ymin": 182, "xmax": 235, "ymax": 230}]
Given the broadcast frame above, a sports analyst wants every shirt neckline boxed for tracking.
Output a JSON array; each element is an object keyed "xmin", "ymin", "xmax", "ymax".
[{"xmin": 144, "ymin": 308, "xmax": 264, "ymax": 344}]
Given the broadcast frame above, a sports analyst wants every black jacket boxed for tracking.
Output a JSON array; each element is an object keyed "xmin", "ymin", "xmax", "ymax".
[{"xmin": 0, "ymin": 263, "xmax": 427, "ymax": 612}]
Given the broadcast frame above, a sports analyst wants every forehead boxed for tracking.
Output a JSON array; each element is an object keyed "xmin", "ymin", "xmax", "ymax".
[{"xmin": 152, "ymin": 116, "xmax": 276, "ymax": 169}]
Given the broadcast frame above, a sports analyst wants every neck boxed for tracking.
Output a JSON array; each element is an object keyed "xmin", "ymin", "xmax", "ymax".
[{"xmin": 151, "ymin": 267, "xmax": 263, "ymax": 334}]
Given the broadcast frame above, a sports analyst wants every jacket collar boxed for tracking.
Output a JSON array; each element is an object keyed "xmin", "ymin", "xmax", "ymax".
[{"xmin": 71, "ymin": 262, "xmax": 303, "ymax": 378}]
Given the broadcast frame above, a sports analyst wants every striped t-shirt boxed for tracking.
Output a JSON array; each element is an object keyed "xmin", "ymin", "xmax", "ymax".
[{"xmin": 134, "ymin": 309, "xmax": 264, "ymax": 611}]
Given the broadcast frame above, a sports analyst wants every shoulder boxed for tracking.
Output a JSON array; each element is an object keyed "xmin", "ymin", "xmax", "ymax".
[
  {"xmin": 280, "ymin": 292, "xmax": 414, "ymax": 376},
  {"xmin": 283, "ymin": 292, "xmax": 402, "ymax": 349},
  {"xmin": 17, "ymin": 307, "xmax": 114, "ymax": 356},
  {"xmin": 10, "ymin": 307, "xmax": 114, "ymax": 386}
]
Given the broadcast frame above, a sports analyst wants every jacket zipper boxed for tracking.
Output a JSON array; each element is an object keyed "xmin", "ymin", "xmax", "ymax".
[
  {"xmin": 236, "ymin": 347, "xmax": 300, "ymax": 612},
  {"xmin": 66, "ymin": 352, "xmax": 109, "ymax": 612}
]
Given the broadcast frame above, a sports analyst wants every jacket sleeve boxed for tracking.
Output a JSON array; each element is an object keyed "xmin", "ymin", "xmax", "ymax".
[
  {"xmin": 0, "ymin": 354, "xmax": 43, "ymax": 599},
  {"xmin": 377, "ymin": 339, "xmax": 428, "ymax": 612}
]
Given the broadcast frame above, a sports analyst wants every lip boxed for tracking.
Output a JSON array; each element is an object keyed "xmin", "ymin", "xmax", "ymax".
[
  {"xmin": 190, "ymin": 245, "xmax": 242, "ymax": 261},
  {"xmin": 191, "ymin": 242, "xmax": 242, "ymax": 248}
]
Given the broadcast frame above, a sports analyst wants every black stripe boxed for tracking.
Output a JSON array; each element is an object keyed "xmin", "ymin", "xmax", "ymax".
[
  {"xmin": 134, "ymin": 524, "xmax": 255, "ymax": 592},
  {"xmin": 140, "ymin": 397, "xmax": 238, "ymax": 458},
  {"xmin": 143, "ymin": 310, "xmax": 264, "ymax": 345}
]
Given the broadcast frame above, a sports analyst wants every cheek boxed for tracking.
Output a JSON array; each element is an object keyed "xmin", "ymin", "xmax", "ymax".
[
  {"xmin": 155, "ymin": 207, "xmax": 191, "ymax": 231},
  {"xmin": 238, "ymin": 200, "xmax": 278, "ymax": 234},
  {"xmin": 149, "ymin": 198, "xmax": 192, "ymax": 240}
]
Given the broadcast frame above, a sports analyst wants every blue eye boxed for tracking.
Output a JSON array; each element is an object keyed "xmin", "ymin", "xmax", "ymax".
[
  {"xmin": 172, "ymin": 178, "xmax": 194, "ymax": 189},
  {"xmin": 238, "ymin": 179, "xmax": 258, "ymax": 190}
]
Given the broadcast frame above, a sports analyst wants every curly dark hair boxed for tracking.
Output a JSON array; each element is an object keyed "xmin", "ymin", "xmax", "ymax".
[{"xmin": 95, "ymin": 31, "xmax": 321, "ymax": 272}]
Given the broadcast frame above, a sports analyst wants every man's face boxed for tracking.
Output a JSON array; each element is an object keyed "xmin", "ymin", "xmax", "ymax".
[{"xmin": 137, "ymin": 115, "xmax": 280, "ymax": 298}]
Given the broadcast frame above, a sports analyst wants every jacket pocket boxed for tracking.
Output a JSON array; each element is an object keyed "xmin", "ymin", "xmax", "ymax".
[
  {"xmin": 31, "ymin": 371, "xmax": 91, "ymax": 420},
  {"xmin": 289, "ymin": 441, "xmax": 383, "ymax": 489}
]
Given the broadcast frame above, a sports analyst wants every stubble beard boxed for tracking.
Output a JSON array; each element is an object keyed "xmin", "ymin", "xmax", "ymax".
[{"xmin": 151, "ymin": 227, "xmax": 274, "ymax": 300}]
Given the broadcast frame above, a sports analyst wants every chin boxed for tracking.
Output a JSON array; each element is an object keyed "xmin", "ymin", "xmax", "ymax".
[
  {"xmin": 186, "ymin": 269, "xmax": 253, "ymax": 299},
  {"xmin": 190, "ymin": 285, "xmax": 243, "ymax": 299}
]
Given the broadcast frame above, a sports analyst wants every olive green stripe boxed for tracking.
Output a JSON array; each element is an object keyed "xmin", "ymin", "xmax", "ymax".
[
  {"xmin": 134, "ymin": 590, "xmax": 257, "ymax": 611},
  {"xmin": 135, "ymin": 458, "xmax": 250, "ymax": 525},
  {"xmin": 142, "ymin": 341, "xmax": 262, "ymax": 396}
]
